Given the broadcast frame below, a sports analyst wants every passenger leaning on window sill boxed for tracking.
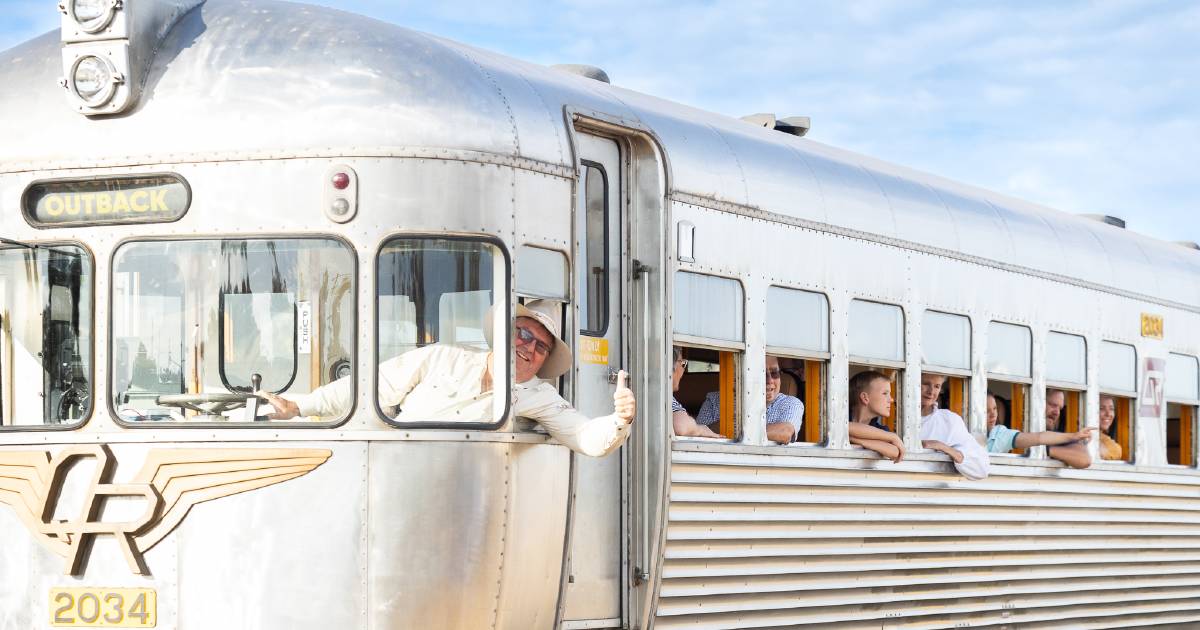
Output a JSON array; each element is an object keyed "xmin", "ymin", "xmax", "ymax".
[
  {"xmin": 847, "ymin": 371, "xmax": 904, "ymax": 463},
  {"xmin": 919, "ymin": 374, "xmax": 989, "ymax": 480}
]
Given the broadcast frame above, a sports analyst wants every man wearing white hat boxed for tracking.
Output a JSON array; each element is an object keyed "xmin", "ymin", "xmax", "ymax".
[{"xmin": 260, "ymin": 299, "xmax": 637, "ymax": 457}]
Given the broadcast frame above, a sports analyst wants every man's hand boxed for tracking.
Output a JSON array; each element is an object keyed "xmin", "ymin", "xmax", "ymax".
[
  {"xmin": 1069, "ymin": 427, "xmax": 1098, "ymax": 443},
  {"xmin": 887, "ymin": 433, "xmax": 905, "ymax": 463},
  {"xmin": 614, "ymin": 370, "xmax": 636, "ymax": 424},
  {"xmin": 923, "ymin": 439, "xmax": 964, "ymax": 464},
  {"xmin": 257, "ymin": 391, "xmax": 299, "ymax": 420}
]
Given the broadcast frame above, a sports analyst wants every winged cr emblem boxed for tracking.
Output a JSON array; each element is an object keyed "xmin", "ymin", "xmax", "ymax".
[{"xmin": 0, "ymin": 445, "xmax": 331, "ymax": 576}]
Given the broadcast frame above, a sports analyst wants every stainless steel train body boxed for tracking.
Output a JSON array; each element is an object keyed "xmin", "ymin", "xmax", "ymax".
[{"xmin": 2, "ymin": 1, "xmax": 1200, "ymax": 629}]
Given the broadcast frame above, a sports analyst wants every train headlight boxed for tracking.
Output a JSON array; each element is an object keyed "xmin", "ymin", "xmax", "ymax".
[
  {"xmin": 68, "ymin": 54, "xmax": 123, "ymax": 107},
  {"xmin": 61, "ymin": 0, "xmax": 120, "ymax": 34}
]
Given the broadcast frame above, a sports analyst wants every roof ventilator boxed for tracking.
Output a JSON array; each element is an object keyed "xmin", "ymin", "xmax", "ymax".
[
  {"xmin": 741, "ymin": 113, "xmax": 810, "ymax": 137},
  {"xmin": 550, "ymin": 64, "xmax": 610, "ymax": 84},
  {"xmin": 1174, "ymin": 241, "xmax": 1200, "ymax": 251},
  {"xmin": 1080, "ymin": 214, "xmax": 1126, "ymax": 229}
]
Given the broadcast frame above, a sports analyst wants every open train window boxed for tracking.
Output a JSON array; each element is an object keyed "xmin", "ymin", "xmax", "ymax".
[
  {"xmin": 985, "ymin": 322, "xmax": 1032, "ymax": 456},
  {"xmin": 767, "ymin": 286, "xmax": 829, "ymax": 444},
  {"xmin": 0, "ymin": 243, "xmax": 92, "ymax": 429},
  {"xmin": 849, "ymin": 300, "xmax": 905, "ymax": 439},
  {"xmin": 1098, "ymin": 341, "xmax": 1137, "ymax": 463},
  {"xmin": 1167, "ymin": 353, "xmax": 1199, "ymax": 466},
  {"xmin": 673, "ymin": 271, "xmax": 743, "ymax": 440},
  {"xmin": 111, "ymin": 238, "xmax": 354, "ymax": 424},
  {"xmin": 375, "ymin": 237, "xmax": 509, "ymax": 427}
]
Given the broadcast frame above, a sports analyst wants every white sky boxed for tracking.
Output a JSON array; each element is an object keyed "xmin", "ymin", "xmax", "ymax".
[{"xmin": 4, "ymin": 0, "xmax": 1197, "ymax": 244}]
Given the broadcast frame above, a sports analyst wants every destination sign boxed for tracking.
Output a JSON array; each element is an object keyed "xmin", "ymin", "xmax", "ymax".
[{"xmin": 23, "ymin": 174, "xmax": 190, "ymax": 227}]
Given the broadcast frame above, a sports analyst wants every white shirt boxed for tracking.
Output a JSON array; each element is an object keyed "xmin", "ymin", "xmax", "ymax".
[
  {"xmin": 292, "ymin": 344, "xmax": 630, "ymax": 457},
  {"xmin": 920, "ymin": 408, "xmax": 990, "ymax": 480}
]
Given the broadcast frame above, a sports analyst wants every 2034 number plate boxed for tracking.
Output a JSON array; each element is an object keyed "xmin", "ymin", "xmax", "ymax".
[{"xmin": 49, "ymin": 588, "xmax": 156, "ymax": 628}]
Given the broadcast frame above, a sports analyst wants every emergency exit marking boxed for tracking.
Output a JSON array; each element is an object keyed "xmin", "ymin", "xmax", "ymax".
[
  {"xmin": 1140, "ymin": 357, "xmax": 1165, "ymax": 418},
  {"xmin": 580, "ymin": 337, "xmax": 609, "ymax": 365}
]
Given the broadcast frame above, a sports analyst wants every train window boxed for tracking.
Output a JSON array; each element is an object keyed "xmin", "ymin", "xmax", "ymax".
[
  {"xmin": 674, "ymin": 272, "xmax": 744, "ymax": 342},
  {"xmin": 111, "ymin": 238, "xmax": 354, "ymax": 424},
  {"xmin": 1099, "ymin": 341, "xmax": 1137, "ymax": 463},
  {"xmin": 986, "ymin": 381, "xmax": 1029, "ymax": 455},
  {"xmin": 516, "ymin": 246, "xmax": 568, "ymax": 300},
  {"xmin": 767, "ymin": 287, "xmax": 828, "ymax": 444},
  {"xmin": 0, "ymin": 243, "xmax": 92, "ymax": 428},
  {"xmin": 375, "ymin": 237, "xmax": 508, "ymax": 426},
  {"xmin": 579, "ymin": 162, "xmax": 608, "ymax": 335},
  {"xmin": 849, "ymin": 364, "xmax": 902, "ymax": 436},
  {"xmin": 922, "ymin": 311, "xmax": 971, "ymax": 421},
  {"xmin": 767, "ymin": 287, "xmax": 829, "ymax": 354},
  {"xmin": 922, "ymin": 311, "xmax": 969, "ymax": 372},
  {"xmin": 1046, "ymin": 332, "xmax": 1087, "ymax": 387},
  {"xmin": 674, "ymin": 272, "xmax": 743, "ymax": 438},
  {"xmin": 675, "ymin": 347, "xmax": 738, "ymax": 439},
  {"xmin": 1167, "ymin": 354, "xmax": 1199, "ymax": 466},
  {"xmin": 986, "ymin": 323, "xmax": 1031, "ymax": 455},
  {"xmin": 985, "ymin": 322, "xmax": 1032, "ymax": 379},
  {"xmin": 849, "ymin": 300, "xmax": 903, "ymax": 363}
]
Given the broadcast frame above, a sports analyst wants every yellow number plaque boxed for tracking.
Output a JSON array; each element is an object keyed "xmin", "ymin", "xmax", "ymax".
[
  {"xmin": 1141, "ymin": 313, "xmax": 1164, "ymax": 339},
  {"xmin": 49, "ymin": 588, "xmax": 156, "ymax": 628}
]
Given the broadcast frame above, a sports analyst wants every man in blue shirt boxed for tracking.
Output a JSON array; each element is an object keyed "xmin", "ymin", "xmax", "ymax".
[{"xmin": 697, "ymin": 355, "xmax": 802, "ymax": 443}]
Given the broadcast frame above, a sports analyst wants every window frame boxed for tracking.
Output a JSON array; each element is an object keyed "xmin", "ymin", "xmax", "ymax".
[
  {"xmin": 108, "ymin": 234, "xmax": 357, "ymax": 429},
  {"xmin": 0, "ymin": 240, "xmax": 95, "ymax": 432},
  {"xmin": 374, "ymin": 233, "xmax": 511, "ymax": 431},
  {"xmin": 848, "ymin": 299, "xmax": 905, "ymax": 368},
  {"xmin": 986, "ymin": 378, "xmax": 1030, "ymax": 456},
  {"xmin": 985, "ymin": 321, "xmax": 1033, "ymax": 384},
  {"xmin": 578, "ymin": 160, "xmax": 610, "ymax": 337}
]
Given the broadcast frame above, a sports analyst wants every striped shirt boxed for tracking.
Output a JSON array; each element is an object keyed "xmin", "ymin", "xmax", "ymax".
[{"xmin": 697, "ymin": 392, "xmax": 804, "ymax": 430}]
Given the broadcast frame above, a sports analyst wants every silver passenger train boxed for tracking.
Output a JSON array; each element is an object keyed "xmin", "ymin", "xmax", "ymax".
[{"xmin": 3, "ymin": 1, "xmax": 1200, "ymax": 628}]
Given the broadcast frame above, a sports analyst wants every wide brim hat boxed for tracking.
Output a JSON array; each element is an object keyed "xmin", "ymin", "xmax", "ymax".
[{"xmin": 483, "ymin": 299, "xmax": 572, "ymax": 379}]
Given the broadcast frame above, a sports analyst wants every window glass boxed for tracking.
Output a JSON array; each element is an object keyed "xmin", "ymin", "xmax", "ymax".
[
  {"xmin": 111, "ymin": 239, "xmax": 353, "ymax": 423},
  {"xmin": 922, "ymin": 310, "xmax": 970, "ymax": 371},
  {"xmin": 1167, "ymin": 353, "xmax": 1200, "ymax": 401},
  {"xmin": 986, "ymin": 322, "xmax": 1031, "ymax": 378},
  {"xmin": 516, "ymin": 246, "xmax": 568, "ymax": 300},
  {"xmin": 0, "ymin": 244, "xmax": 92, "ymax": 427},
  {"xmin": 1046, "ymin": 332, "xmax": 1087, "ymax": 385},
  {"xmin": 1099, "ymin": 341, "xmax": 1137, "ymax": 392},
  {"xmin": 767, "ymin": 286, "xmax": 828, "ymax": 353},
  {"xmin": 579, "ymin": 164, "xmax": 608, "ymax": 334},
  {"xmin": 673, "ymin": 271, "xmax": 743, "ymax": 342},
  {"xmin": 376, "ymin": 238, "xmax": 507, "ymax": 425},
  {"xmin": 849, "ymin": 300, "xmax": 903, "ymax": 362}
]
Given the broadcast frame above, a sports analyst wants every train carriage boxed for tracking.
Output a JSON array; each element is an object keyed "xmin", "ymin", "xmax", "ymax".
[{"xmin": 2, "ymin": 1, "xmax": 1200, "ymax": 629}]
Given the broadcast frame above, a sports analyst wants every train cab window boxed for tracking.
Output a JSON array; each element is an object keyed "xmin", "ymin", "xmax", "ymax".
[
  {"xmin": 1099, "ymin": 341, "xmax": 1137, "ymax": 463},
  {"xmin": 767, "ymin": 286, "xmax": 829, "ymax": 444},
  {"xmin": 849, "ymin": 300, "xmax": 905, "ymax": 435},
  {"xmin": 674, "ymin": 271, "xmax": 743, "ymax": 439},
  {"xmin": 0, "ymin": 243, "xmax": 92, "ymax": 428},
  {"xmin": 515, "ymin": 246, "xmax": 568, "ymax": 301},
  {"xmin": 985, "ymin": 322, "xmax": 1032, "ymax": 455},
  {"xmin": 1166, "ymin": 353, "xmax": 1199, "ymax": 466},
  {"xmin": 375, "ymin": 238, "xmax": 508, "ymax": 426},
  {"xmin": 922, "ymin": 310, "xmax": 971, "ymax": 420},
  {"xmin": 111, "ymin": 238, "xmax": 354, "ymax": 424},
  {"xmin": 579, "ymin": 163, "xmax": 609, "ymax": 335},
  {"xmin": 1046, "ymin": 332, "xmax": 1087, "ymax": 435}
]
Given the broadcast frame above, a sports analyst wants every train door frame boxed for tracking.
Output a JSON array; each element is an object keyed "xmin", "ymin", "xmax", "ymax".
[{"xmin": 555, "ymin": 110, "xmax": 671, "ymax": 630}]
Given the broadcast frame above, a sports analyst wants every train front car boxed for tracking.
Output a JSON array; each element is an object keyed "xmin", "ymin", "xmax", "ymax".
[{"xmin": 0, "ymin": 2, "xmax": 662, "ymax": 629}]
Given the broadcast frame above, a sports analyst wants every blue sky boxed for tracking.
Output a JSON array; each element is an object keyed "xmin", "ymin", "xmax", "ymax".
[{"xmin": 4, "ymin": 0, "xmax": 1197, "ymax": 244}]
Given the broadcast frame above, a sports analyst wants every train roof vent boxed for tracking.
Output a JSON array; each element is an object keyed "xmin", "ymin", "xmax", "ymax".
[
  {"xmin": 741, "ymin": 113, "xmax": 810, "ymax": 137},
  {"xmin": 1081, "ymin": 214, "xmax": 1127, "ymax": 229},
  {"xmin": 551, "ymin": 64, "xmax": 611, "ymax": 84},
  {"xmin": 1175, "ymin": 241, "xmax": 1200, "ymax": 250}
]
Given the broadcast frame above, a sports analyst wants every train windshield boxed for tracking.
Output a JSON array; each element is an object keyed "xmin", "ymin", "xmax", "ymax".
[
  {"xmin": 111, "ymin": 238, "xmax": 354, "ymax": 423},
  {"xmin": 0, "ymin": 244, "xmax": 92, "ymax": 427}
]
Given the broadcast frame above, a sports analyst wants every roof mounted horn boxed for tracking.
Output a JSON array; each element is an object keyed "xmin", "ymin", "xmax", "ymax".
[{"xmin": 741, "ymin": 113, "xmax": 810, "ymax": 137}]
